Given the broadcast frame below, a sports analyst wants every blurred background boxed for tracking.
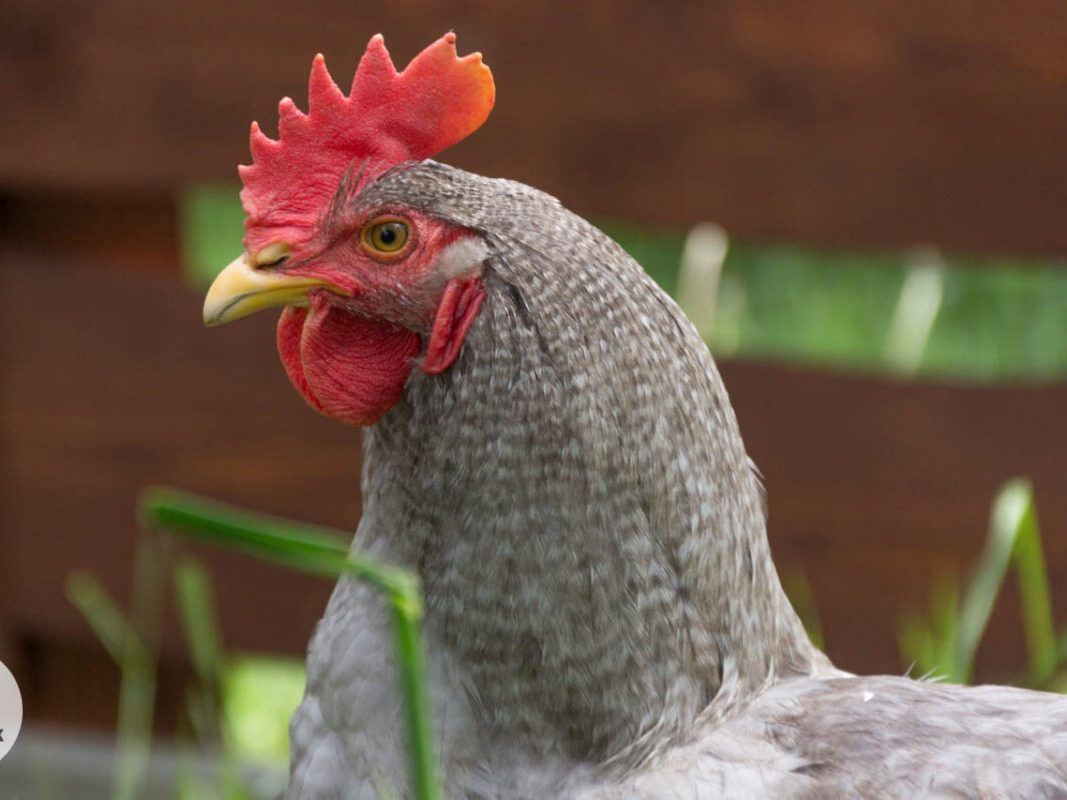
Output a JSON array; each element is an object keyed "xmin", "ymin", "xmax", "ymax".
[{"xmin": 2, "ymin": 1, "xmax": 1067, "ymax": 796}]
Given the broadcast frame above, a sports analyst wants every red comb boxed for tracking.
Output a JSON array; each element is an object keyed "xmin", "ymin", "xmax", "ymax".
[{"xmin": 239, "ymin": 33, "xmax": 495, "ymax": 253}]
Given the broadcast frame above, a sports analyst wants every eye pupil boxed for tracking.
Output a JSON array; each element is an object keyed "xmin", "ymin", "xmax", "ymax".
[{"xmin": 378, "ymin": 227, "xmax": 396, "ymax": 245}]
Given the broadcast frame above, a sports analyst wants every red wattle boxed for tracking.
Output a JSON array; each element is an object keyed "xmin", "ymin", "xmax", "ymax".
[
  {"xmin": 276, "ymin": 298, "xmax": 420, "ymax": 426},
  {"xmin": 277, "ymin": 307, "xmax": 326, "ymax": 414}
]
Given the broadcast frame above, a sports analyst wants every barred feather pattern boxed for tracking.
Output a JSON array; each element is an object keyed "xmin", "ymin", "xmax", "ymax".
[{"xmin": 285, "ymin": 162, "xmax": 1067, "ymax": 799}]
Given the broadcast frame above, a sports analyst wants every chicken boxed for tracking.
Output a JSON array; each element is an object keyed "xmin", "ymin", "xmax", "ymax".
[{"xmin": 203, "ymin": 33, "xmax": 1067, "ymax": 799}]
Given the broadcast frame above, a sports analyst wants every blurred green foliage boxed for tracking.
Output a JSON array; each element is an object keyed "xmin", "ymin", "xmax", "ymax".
[
  {"xmin": 223, "ymin": 657, "xmax": 305, "ymax": 764},
  {"xmin": 606, "ymin": 227, "xmax": 1067, "ymax": 382},
  {"xmin": 899, "ymin": 479, "xmax": 1063, "ymax": 689},
  {"xmin": 68, "ymin": 535, "xmax": 299, "ymax": 800},
  {"xmin": 181, "ymin": 185, "xmax": 248, "ymax": 288},
  {"xmin": 781, "ymin": 569, "xmax": 824, "ymax": 652}
]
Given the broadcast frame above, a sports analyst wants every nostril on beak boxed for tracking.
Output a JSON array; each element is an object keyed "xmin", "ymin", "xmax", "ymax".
[{"xmin": 252, "ymin": 243, "xmax": 292, "ymax": 270}]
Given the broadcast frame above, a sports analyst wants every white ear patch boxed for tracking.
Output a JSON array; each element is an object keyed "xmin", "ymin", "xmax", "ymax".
[{"xmin": 436, "ymin": 236, "xmax": 489, "ymax": 280}]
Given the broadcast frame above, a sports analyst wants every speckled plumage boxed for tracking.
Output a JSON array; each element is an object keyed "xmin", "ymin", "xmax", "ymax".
[{"xmin": 286, "ymin": 161, "xmax": 1067, "ymax": 799}]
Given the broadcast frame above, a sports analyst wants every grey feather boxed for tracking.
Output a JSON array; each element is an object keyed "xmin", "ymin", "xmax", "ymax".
[{"xmin": 285, "ymin": 161, "xmax": 1067, "ymax": 799}]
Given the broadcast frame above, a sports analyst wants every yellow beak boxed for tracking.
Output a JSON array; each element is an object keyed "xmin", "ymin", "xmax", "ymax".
[{"xmin": 203, "ymin": 254, "xmax": 336, "ymax": 326}]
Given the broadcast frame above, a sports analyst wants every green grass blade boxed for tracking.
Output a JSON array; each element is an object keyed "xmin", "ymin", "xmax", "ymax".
[
  {"xmin": 898, "ymin": 479, "xmax": 1058, "ymax": 687},
  {"xmin": 1005, "ymin": 481, "xmax": 1058, "ymax": 686},
  {"xmin": 67, "ymin": 531, "xmax": 168, "ymax": 800},
  {"xmin": 930, "ymin": 577, "xmax": 960, "ymax": 679},
  {"xmin": 140, "ymin": 487, "xmax": 439, "ymax": 800},
  {"xmin": 390, "ymin": 595, "xmax": 437, "ymax": 800},
  {"xmin": 897, "ymin": 574, "xmax": 959, "ymax": 679},
  {"xmin": 66, "ymin": 573, "xmax": 142, "ymax": 667},
  {"xmin": 781, "ymin": 569, "xmax": 824, "ymax": 651},
  {"xmin": 953, "ymin": 480, "xmax": 1027, "ymax": 683},
  {"xmin": 175, "ymin": 559, "xmax": 224, "ymax": 717},
  {"xmin": 174, "ymin": 559, "xmax": 254, "ymax": 799},
  {"xmin": 139, "ymin": 488, "xmax": 412, "ymax": 597},
  {"xmin": 884, "ymin": 249, "xmax": 945, "ymax": 376}
]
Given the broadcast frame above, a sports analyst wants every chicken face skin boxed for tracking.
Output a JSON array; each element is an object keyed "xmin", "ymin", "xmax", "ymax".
[{"xmin": 206, "ymin": 195, "xmax": 488, "ymax": 426}]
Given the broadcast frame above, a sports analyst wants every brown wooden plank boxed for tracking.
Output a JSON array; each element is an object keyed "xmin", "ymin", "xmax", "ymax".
[
  {"xmin": 17, "ymin": 635, "xmax": 196, "ymax": 733},
  {"xmin": 722, "ymin": 361, "xmax": 1067, "ymax": 679},
  {"xmin": 0, "ymin": 192, "xmax": 180, "ymax": 278},
  {"xmin": 2, "ymin": 1, "xmax": 1066, "ymax": 255}
]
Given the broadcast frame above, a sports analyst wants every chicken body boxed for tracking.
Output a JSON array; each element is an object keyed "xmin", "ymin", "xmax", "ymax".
[{"xmin": 281, "ymin": 161, "xmax": 1067, "ymax": 799}]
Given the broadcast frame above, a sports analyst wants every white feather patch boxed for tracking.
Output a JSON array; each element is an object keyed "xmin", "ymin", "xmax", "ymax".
[{"xmin": 437, "ymin": 236, "xmax": 489, "ymax": 280}]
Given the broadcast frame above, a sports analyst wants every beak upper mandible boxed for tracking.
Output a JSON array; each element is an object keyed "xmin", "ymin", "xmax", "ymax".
[{"xmin": 203, "ymin": 254, "xmax": 335, "ymax": 326}]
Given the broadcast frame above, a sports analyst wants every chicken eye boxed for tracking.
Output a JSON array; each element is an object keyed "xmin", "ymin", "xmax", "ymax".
[{"xmin": 362, "ymin": 220, "xmax": 410, "ymax": 255}]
